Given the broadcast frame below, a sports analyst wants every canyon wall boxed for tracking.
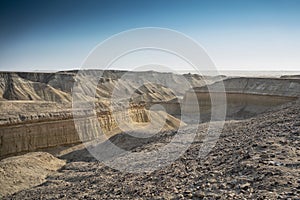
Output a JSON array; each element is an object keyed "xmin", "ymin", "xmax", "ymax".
[
  {"xmin": 0, "ymin": 104, "xmax": 182, "ymax": 158},
  {"xmin": 0, "ymin": 70, "xmax": 223, "ymax": 158},
  {"xmin": 183, "ymin": 77, "xmax": 300, "ymax": 121},
  {"xmin": 192, "ymin": 77, "xmax": 300, "ymax": 97}
]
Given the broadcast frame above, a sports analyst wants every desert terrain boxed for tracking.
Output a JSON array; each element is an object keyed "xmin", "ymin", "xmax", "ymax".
[{"xmin": 0, "ymin": 70, "xmax": 299, "ymax": 199}]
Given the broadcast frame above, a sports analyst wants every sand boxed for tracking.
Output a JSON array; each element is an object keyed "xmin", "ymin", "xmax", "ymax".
[{"xmin": 0, "ymin": 152, "xmax": 65, "ymax": 197}]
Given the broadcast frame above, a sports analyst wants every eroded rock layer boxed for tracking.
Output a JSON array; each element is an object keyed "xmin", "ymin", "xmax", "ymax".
[
  {"xmin": 183, "ymin": 77, "xmax": 300, "ymax": 121},
  {"xmin": 1, "ymin": 70, "xmax": 221, "ymax": 158},
  {"xmin": 0, "ymin": 103, "xmax": 182, "ymax": 158}
]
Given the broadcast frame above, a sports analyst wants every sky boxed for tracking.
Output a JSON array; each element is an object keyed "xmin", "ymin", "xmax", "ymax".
[{"xmin": 0, "ymin": 0, "xmax": 300, "ymax": 72}]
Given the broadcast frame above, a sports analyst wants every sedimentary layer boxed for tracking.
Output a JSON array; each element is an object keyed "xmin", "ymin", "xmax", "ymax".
[
  {"xmin": 0, "ymin": 104, "xmax": 182, "ymax": 158},
  {"xmin": 183, "ymin": 77, "xmax": 300, "ymax": 121}
]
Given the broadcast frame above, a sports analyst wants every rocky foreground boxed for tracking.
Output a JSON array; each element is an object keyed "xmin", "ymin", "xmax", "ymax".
[{"xmin": 3, "ymin": 101, "xmax": 300, "ymax": 199}]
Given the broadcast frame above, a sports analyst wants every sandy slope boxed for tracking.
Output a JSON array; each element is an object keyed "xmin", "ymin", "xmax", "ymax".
[{"xmin": 0, "ymin": 152, "xmax": 65, "ymax": 197}]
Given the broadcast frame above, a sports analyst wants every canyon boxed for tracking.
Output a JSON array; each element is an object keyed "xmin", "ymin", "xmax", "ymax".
[
  {"xmin": 1, "ymin": 71, "xmax": 300, "ymax": 158},
  {"xmin": 0, "ymin": 70, "xmax": 300, "ymax": 198}
]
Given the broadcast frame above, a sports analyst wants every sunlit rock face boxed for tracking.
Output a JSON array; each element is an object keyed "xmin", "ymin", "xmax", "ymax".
[
  {"xmin": 0, "ymin": 102, "xmax": 182, "ymax": 158},
  {"xmin": 3, "ymin": 70, "xmax": 213, "ymax": 158}
]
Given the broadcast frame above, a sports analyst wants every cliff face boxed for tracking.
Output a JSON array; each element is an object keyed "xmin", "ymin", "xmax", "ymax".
[
  {"xmin": 183, "ymin": 77, "xmax": 300, "ymax": 121},
  {"xmin": 0, "ymin": 70, "xmax": 223, "ymax": 158},
  {"xmin": 193, "ymin": 77, "xmax": 300, "ymax": 97},
  {"xmin": 0, "ymin": 103, "xmax": 183, "ymax": 158}
]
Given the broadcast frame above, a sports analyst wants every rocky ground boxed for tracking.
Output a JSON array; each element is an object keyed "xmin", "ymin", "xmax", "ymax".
[{"xmin": 3, "ymin": 101, "xmax": 300, "ymax": 199}]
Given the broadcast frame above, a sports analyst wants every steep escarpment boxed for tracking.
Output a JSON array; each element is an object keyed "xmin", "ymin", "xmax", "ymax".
[
  {"xmin": 193, "ymin": 77, "xmax": 300, "ymax": 97},
  {"xmin": 0, "ymin": 102, "xmax": 182, "ymax": 158},
  {"xmin": 0, "ymin": 101, "xmax": 72, "ymax": 125},
  {"xmin": 183, "ymin": 77, "xmax": 300, "ymax": 121}
]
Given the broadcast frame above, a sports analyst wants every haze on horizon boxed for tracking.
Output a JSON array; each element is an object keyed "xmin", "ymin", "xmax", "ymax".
[{"xmin": 0, "ymin": 0, "xmax": 300, "ymax": 72}]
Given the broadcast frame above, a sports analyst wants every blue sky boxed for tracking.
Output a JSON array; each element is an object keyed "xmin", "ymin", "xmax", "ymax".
[{"xmin": 0, "ymin": 0, "xmax": 300, "ymax": 71}]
